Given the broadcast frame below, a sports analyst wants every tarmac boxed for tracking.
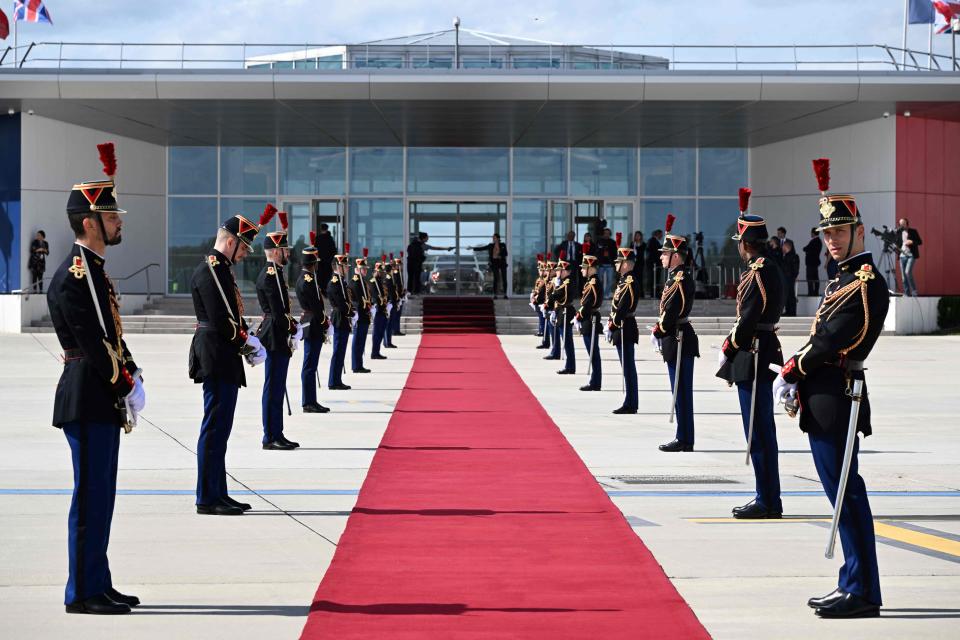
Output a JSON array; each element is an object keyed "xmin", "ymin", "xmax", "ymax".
[{"xmin": 0, "ymin": 330, "xmax": 957, "ymax": 639}]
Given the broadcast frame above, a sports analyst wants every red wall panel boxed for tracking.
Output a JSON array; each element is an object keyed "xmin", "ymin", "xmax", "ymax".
[{"xmin": 895, "ymin": 115, "xmax": 956, "ymax": 296}]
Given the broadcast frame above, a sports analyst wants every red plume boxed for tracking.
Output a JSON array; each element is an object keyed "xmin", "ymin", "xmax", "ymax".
[
  {"xmin": 665, "ymin": 214, "xmax": 676, "ymax": 233},
  {"xmin": 400, "ymin": 251, "xmax": 404, "ymax": 258},
  {"xmin": 309, "ymin": 230, "xmax": 317, "ymax": 247},
  {"xmin": 559, "ymin": 249, "xmax": 566, "ymax": 261},
  {"xmin": 382, "ymin": 253, "xmax": 387, "ymax": 262},
  {"xmin": 278, "ymin": 211, "xmax": 288, "ymax": 230},
  {"xmin": 812, "ymin": 158, "xmax": 830, "ymax": 193},
  {"xmin": 344, "ymin": 242, "xmax": 350, "ymax": 254},
  {"xmin": 259, "ymin": 204, "xmax": 277, "ymax": 227},
  {"xmin": 537, "ymin": 253, "xmax": 544, "ymax": 261},
  {"xmin": 738, "ymin": 187, "xmax": 752, "ymax": 213},
  {"xmin": 363, "ymin": 247, "xmax": 369, "ymax": 257},
  {"xmin": 615, "ymin": 232, "xmax": 622, "ymax": 248},
  {"xmin": 582, "ymin": 241, "xmax": 591, "ymax": 254},
  {"xmin": 97, "ymin": 142, "xmax": 117, "ymax": 178},
  {"xmin": 546, "ymin": 251, "xmax": 553, "ymax": 260}
]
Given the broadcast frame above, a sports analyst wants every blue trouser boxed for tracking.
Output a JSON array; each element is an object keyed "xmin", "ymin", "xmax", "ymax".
[
  {"xmin": 197, "ymin": 377, "xmax": 239, "ymax": 505},
  {"xmin": 328, "ymin": 326, "xmax": 349, "ymax": 387},
  {"xmin": 352, "ymin": 319, "xmax": 370, "ymax": 371},
  {"xmin": 616, "ymin": 339, "xmax": 638, "ymax": 411},
  {"xmin": 301, "ymin": 334, "xmax": 324, "ymax": 406},
  {"xmin": 667, "ymin": 355, "xmax": 696, "ymax": 445},
  {"xmin": 809, "ymin": 429, "xmax": 882, "ymax": 605},
  {"xmin": 562, "ymin": 313, "xmax": 576, "ymax": 372},
  {"xmin": 390, "ymin": 303, "xmax": 401, "ymax": 335},
  {"xmin": 384, "ymin": 307, "xmax": 395, "ymax": 346},
  {"xmin": 549, "ymin": 315, "xmax": 562, "ymax": 357},
  {"xmin": 262, "ymin": 350, "xmax": 290, "ymax": 444},
  {"xmin": 63, "ymin": 420, "xmax": 121, "ymax": 604},
  {"xmin": 581, "ymin": 322, "xmax": 601, "ymax": 387},
  {"xmin": 371, "ymin": 311, "xmax": 387, "ymax": 357},
  {"xmin": 541, "ymin": 315, "xmax": 552, "ymax": 347},
  {"xmin": 737, "ymin": 379, "xmax": 782, "ymax": 511},
  {"xmin": 536, "ymin": 308, "xmax": 545, "ymax": 335}
]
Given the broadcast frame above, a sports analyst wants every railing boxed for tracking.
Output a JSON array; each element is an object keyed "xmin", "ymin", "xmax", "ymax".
[
  {"xmin": 0, "ymin": 41, "xmax": 957, "ymax": 72},
  {"xmin": 12, "ymin": 262, "xmax": 161, "ymax": 300}
]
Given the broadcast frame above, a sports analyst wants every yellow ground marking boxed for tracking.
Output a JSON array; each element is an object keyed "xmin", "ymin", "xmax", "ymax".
[{"xmin": 873, "ymin": 522, "xmax": 960, "ymax": 558}]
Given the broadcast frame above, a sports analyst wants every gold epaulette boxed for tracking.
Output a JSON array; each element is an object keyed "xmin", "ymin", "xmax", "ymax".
[
  {"xmin": 207, "ymin": 255, "xmax": 219, "ymax": 268},
  {"xmin": 331, "ymin": 275, "xmax": 339, "ymax": 283},
  {"xmin": 352, "ymin": 275, "xmax": 359, "ymax": 281},
  {"xmin": 304, "ymin": 274, "xmax": 313, "ymax": 282},
  {"xmin": 266, "ymin": 266, "xmax": 276, "ymax": 276}
]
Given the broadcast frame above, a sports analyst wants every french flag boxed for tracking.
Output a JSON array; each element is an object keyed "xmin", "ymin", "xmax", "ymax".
[{"xmin": 12, "ymin": 0, "xmax": 53, "ymax": 24}]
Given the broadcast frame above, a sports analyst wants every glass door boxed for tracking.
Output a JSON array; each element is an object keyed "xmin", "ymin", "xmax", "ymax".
[
  {"xmin": 314, "ymin": 199, "xmax": 345, "ymax": 251},
  {"xmin": 281, "ymin": 200, "xmax": 312, "ymax": 285},
  {"xmin": 547, "ymin": 200, "xmax": 573, "ymax": 257}
]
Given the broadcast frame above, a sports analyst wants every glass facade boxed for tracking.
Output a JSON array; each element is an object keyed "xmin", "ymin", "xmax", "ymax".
[{"xmin": 167, "ymin": 146, "xmax": 746, "ymax": 295}]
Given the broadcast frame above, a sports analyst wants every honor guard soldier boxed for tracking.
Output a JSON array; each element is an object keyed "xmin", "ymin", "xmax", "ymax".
[
  {"xmin": 48, "ymin": 142, "xmax": 145, "ymax": 614},
  {"xmin": 350, "ymin": 249, "xmax": 373, "ymax": 374},
  {"xmin": 717, "ymin": 188, "xmax": 786, "ymax": 519},
  {"xmin": 369, "ymin": 257, "xmax": 390, "ymax": 360},
  {"xmin": 255, "ymin": 209, "xmax": 302, "ymax": 451},
  {"xmin": 383, "ymin": 259, "xmax": 400, "ymax": 348},
  {"xmin": 391, "ymin": 254, "xmax": 406, "ymax": 337},
  {"xmin": 327, "ymin": 245, "xmax": 353, "ymax": 390},
  {"xmin": 576, "ymin": 246, "xmax": 602, "ymax": 391},
  {"xmin": 551, "ymin": 251, "xmax": 577, "ymax": 375},
  {"xmin": 295, "ymin": 232, "xmax": 331, "ymax": 414},
  {"xmin": 608, "ymin": 241, "xmax": 640, "ymax": 414},
  {"xmin": 652, "ymin": 214, "xmax": 700, "ymax": 452},
  {"xmin": 190, "ymin": 206, "xmax": 266, "ymax": 516},
  {"xmin": 531, "ymin": 254, "xmax": 547, "ymax": 340},
  {"xmin": 544, "ymin": 256, "xmax": 564, "ymax": 361},
  {"xmin": 774, "ymin": 159, "xmax": 889, "ymax": 618},
  {"xmin": 538, "ymin": 254, "xmax": 555, "ymax": 351}
]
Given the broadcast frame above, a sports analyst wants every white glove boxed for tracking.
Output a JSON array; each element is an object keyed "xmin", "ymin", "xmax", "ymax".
[
  {"xmin": 549, "ymin": 311, "xmax": 557, "ymax": 324},
  {"xmin": 351, "ymin": 311, "xmax": 359, "ymax": 328},
  {"xmin": 245, "ymin": 334, "xmax": 263, "ymax": 353},
  {"xmin": 604, "ymin": 325, "xmax": 613, "ymax": 343},
  {"xmin": 387, "ymin": 303, "xmax": 394, "ymax": 315},
  {"xmin": 294, "ymin": 323, "xmax": 304, "ymax": 342},
  {"xmin": 717, "ymin": 349, "xmax": 727, "ymax": 367},
  {"xmin": 529, "ymin": 302, "xmax": 536, "ymax": 311},
  {"xmin": 247, "ymin": 344, "xmax": 267, "ymax": 366},
  {"xmin": 649, "ymin": 332, "xmax": 661, "ymax": 352},
  {"xmin": 371, "ymin": 305, "xmax": 379, "ymax": 319},
  {"xmin": 773, "ymin": 374, "xmax": 798, "ymax": 405},
  {"xmin": 573, "ymin": 318, "xmax": 582, "ymax": 333},
  {"xmin": 540, "ymin": 303, "xmax": 547, "ymax": 314},
  {"xmin": 126, "ymin": 378, "xmax": 146, "ymax": 414},
  {"xmin": 326, "ymin": 322, "xmax": 334, "ymax": 339},
  {"xmin": 553, "ymin": 276, "xmax": 561, "ymax": 286}
]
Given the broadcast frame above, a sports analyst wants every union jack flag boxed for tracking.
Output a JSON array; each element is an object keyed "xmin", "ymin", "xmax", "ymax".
[
  {"xmin": 12, "ymin": 0, "xmax": 53, "ymax": 24},
  {"xmin": 934, "ymin": 1, "xmax": 960, "ymax": 33}
]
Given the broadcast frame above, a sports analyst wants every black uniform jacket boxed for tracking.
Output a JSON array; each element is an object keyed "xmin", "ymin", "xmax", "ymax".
[
  {"xmin": 532, "ymin": 276, "xmax": 547, "ymax": 306},
  {"xmin": 369, "ymin": 274, "xmax": 388, "ymax": 314},
  {"xmin": 653, "ymin": 266, "xmax": 700, "ymax": 364},
  {"xmin": 782, "ymin": 252, "xmax": 889, "ymax": 436},
  {"xmin": 350, "ymin": 271, "xmax": 372, "ymax": 324},
  {"xmin": 326, "ymin": 271, "xmax": 353, "ymax": 331},
  {"xmin": 48, "ymin": 243, "xmax": 137, "ymax": 426},
  {"xmin": 384, "ymin": 272, "xmax": 400, "ymax": 305},
  {"xmin": 295, "ymin": 269, "xmax": 328, "ymax": 342},
  {"xmin": 189, "ymin": 250, "xmax": 249, "ymax": 387},
  {"xmin": 609, "ymin": 273, "xmax": 640, "ymax": 346},
  {"xmin": 717, "ymin": 254, "xmax": 785, "ymax": 384},
  {"xmin": 549, "ymin": 276, "xmax": 577, "ymax": 324},
  {"xmin": 577, "ymin": 274, "xmax": 603, "ymax": 333},
  {"xmin": 255, "ymin": 262, "xmax": 297, "ymax": 354},
  {"xmin": 393, "ymin": 268, "xmax": 405, "ymax": 297}
]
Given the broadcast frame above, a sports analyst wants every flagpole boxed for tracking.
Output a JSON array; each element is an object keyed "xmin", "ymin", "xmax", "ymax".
[
  {"xmin": 930, "ymin": 21, "xmax": 934, "ymax": 69},
  {"xmin": 13, "ymin": 15, "xmax": 17, "ymax": 68},
  {"xmin": 902, "ymin": 0, "xmax": 909, "ymax": 69}
]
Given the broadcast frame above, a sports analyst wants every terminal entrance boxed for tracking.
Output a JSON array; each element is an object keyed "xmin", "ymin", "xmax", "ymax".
[{"xmin": 408, "ymin": 201, "xmax": 507, "ymax": 296}]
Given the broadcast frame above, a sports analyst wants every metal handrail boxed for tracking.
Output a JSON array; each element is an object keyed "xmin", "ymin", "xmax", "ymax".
[
  {"xmin": 12, "ymin": 262, "xmax": 161, "ymax": 299},
  {"xmin": 1, "ymin": 41, "xmax": 958, "ymax": 72}
]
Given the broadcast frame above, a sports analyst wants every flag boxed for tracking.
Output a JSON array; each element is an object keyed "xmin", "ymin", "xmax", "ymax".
[
  {"xmin": 909, "ymin": 0, "xmax": 936, "ymax": 23},
  {"xmin": 12, "ymin": 0, "xmax": 53, "ymax": 24},
  {"xmin": 934, "ymin": 1, "xmax": 960, "ymax": 33},
  {"xmin": 0, "ymin": 9, "xmax": 8, "ymax": 40}
]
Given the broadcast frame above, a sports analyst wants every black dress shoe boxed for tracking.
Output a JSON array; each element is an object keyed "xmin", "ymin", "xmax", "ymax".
[
  {"xmin": 303, "ymin": 403, "xmax": 330, "ymax": 413},
  {"xmin": 807, "ymin": 588, "xmax": 845, "ymax": 609},
  {"xmin": 535, "ymin": 332, "xmax": 544, "ymax": 337},
  {"xmin": 731, "ymin": 499, "xmax": 756, "ymax": 515},
  {"xmin": 395, "ymin": 332, "xmax": 406, "ymax": 336},
  {"xmin": 196, "ymin": 502, "xmax": 244, "ymax": 515},
  {"xmin": 66, "ymin": 593, "xmax": 131, "ymax": 615},
  {"xmin": 536, "ymin": 344, "xmax": 549, "ymax": 349},
  {"xmin": 579, "ymin": 385, "xmax": 601, "ymax": 391},
  {"xmin": 262, "ymin": 440, "xmax": 296, "ymax": 451},
  {"xmin": 329, "ymin": 384, "xmax": 352, "ymax": 390},
  {"xmin": 659, "ymin": 439, "xmax": 694, "ymax": 452},
  {"xmin": 612, "ymin": 406, "xmax": 637, "ymax": 414},
  {"xmin": 385, "ymin": 344, "xmax": 397, "ymax": 349},
  {"xmin": 371, "ymin": 354, "xmax": 388, "ymax": 360},
  {"xmin": 557, "ymin": 369, "xmax": 575, "ymax": 375},
  {"xmin": 105, "ymin": 587, "xmax": 141, "ymax": 607},
  {"xmin": 278, "ymin": 436, "xmax": 300, "ymax": 449},
  {"xmin": 222, "ymin": 496, "xmax": 252, "ymax": 512},
  {"xmin": 815, "ymin": 592, "xmax": 880, "ymax": 618},
  {"xmin": 543, "ymin": 355, "xmax": 560, "ymax": 360},
  {"xmin": 732, "ymin": 502, "xmax": 782, "ymax": 519},
  {"xmin": 353, "ymin": 367, "xmax": 371, "ymax": 373}
]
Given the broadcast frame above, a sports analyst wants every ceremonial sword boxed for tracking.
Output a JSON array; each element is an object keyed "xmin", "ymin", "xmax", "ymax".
[
  {"xmin": 744, "ymin": 336, "xmax": 760, "ymax": 466},
  {"xmin": 270, "ymin": 262, "xmax": 294, "ymax": 416},
  {"xmin": 826, "ymin": 378, "xmax": 865, "ymax": 559},
  {"xmin": 669, "ymin": 331, "xmax": 683, "ymax": 424}
]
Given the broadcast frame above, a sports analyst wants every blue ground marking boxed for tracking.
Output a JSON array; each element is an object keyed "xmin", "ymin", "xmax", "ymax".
[{"xmin": 2, "ymin": 489, "xmax": 958, "ymax": 497}]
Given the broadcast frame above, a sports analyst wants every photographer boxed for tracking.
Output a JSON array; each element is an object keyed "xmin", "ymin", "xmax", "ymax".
[{"xmin": 895, "ymin": 218, "xmax": 922, "ymax": 297}]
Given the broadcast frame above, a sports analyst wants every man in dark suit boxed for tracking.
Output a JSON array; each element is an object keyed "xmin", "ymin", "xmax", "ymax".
[
  {"xmin": 645, "ymin": 230, "xmax": 663, "ymax": 296},
  {"xmin": 314, "ymin": 223, "xmax": 338, "ymax": 290},
  {"xmin": 631, "ymin": 231, "xmax": 646, "ymax": 297},
  {"xmin": 47, "ymin": 142, "xmax": 146, "ymax": 614},
  {"xmin": 803, "ymin": 227, "xmax": 823, "ymax": 297},
  {"xmin": 472, "ymin": 233, "xmax": 509, "ymax": 298},
  {"xmin": 554, "ymin": 231, "xmax": 581, "ymax": 287},
  {"xmin": 295, "ymin": 234, "xmax": 330, "ymax": 414}
]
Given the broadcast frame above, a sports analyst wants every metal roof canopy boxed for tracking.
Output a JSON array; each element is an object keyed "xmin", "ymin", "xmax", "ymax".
[{"xmin": 2, "ymin": 69, "xmax": 959, "ymax": 147}]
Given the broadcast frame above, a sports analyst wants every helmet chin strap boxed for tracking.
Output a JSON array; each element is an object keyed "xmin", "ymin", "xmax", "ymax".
[
  {"xmin": 840, "ymin": 223, "xmax": 860, "ymax": 263},
  {"xmin": 229, "ymin": 237, "xmax": 239, "ymax": 263}
]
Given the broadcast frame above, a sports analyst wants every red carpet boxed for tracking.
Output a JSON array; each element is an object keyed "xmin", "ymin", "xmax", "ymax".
[
  {"xmin": 300, "ymin": 334, "xmax": 710, "ymax": 639},
  {"xmin": 422, "ymin": 297, "xmax": 496, "ymax": 333}
]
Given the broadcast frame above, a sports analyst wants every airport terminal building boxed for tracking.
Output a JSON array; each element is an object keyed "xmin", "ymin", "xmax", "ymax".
[{"xmin": 1, "ymin": 28, "xmax": 957, "ymax": 329}]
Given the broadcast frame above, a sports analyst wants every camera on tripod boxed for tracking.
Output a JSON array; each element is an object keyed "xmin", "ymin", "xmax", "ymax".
[{"xmin": 870, "ymin": 225, "xmax": 898, "ymax": 253}]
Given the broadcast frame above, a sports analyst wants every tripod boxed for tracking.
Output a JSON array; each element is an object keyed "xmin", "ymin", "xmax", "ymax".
[{"xmin": 876, "ymin": 243, "xmax": 899, "ymax": 295}]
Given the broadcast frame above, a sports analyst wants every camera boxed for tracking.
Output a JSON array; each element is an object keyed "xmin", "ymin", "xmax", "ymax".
[
  {"xmin": 870, "ymin": 225, "xmax": 898, "ymax": 253},
  {"xmin": 694, "ymin": 231, "xmax": 704, "ymax": 245}
]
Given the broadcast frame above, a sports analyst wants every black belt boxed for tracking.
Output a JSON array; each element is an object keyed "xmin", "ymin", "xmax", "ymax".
[
  {"xmin": 677, "ymin": 317, "xmax": 690, "ymax": 325},
  {"xmin": 63, "ymin": 348, "xmax": 84, "ymax": 362},
  {"xmin": 834, "ymin": 358, "xmax": 866, "ymax": 372},
  {"xmin": 756, "ymin": 323, "xmax": 777, "ymax": 331},
  {"xmin": 195, "ymin": 321, "xmax": 217, "ymax": 331}
]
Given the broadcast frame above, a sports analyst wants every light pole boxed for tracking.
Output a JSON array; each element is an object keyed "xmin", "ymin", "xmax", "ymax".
[{"xmin": 453, "ymin": 16, "xmax": 460, "ymax": 69}]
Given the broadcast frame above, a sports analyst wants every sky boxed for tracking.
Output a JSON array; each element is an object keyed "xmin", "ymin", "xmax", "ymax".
[{"xmin": 4, "ymin": 0, "xmax": 954, "ymax": 57}]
